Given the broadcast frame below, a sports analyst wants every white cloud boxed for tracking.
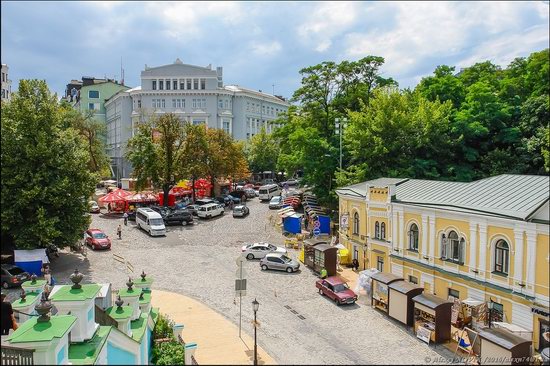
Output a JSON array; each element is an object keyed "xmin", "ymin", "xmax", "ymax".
[
  {"xmin": 250, "ymin": 40, "xmax": 282, "ymax": 56},
  {"xmin": 297, "ymin": 1, "xmax": 360, "ymax": 53}
]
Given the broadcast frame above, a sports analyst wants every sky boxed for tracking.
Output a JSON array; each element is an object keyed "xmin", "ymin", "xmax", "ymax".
[{"xmin": 1, "ymin": 1, "xmax": 549, "ymax": 100}]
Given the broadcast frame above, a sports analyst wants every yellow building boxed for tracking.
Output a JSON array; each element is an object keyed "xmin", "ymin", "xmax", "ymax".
[{"xmin": 336, "ymin": 175, "xmax": 549, "ymax": 351}]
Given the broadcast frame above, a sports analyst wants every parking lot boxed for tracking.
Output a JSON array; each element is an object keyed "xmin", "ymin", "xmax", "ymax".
[{"xmin": 18, "ymin": 198, "xmax": 454, "ymax": 364}]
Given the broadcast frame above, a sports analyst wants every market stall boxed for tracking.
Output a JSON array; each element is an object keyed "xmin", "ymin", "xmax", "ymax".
[
  {"xmin": 98, "ymin": 188, "xmax": 132, "ymax": 212},
  {"xmin": 302, "ymin": 239, "xmax": 337, "ymax": 276},
  {"xmin": 388, "ymin": 280, "xmax": 424, "ymax": 326},
  {"xmin": 126, "ymin": 191, "xmax": 159, "ymax": 210},
  {"xmin": 370, "ymin": 272, "xmax": 403, "ymax": 313},
  {"xmin": 412, "ymin": 293, "xmax": 453, "ymax": 344},
  {"xmin": 478, "ymin": 327, "xmax": 532, "ymax": 365}
]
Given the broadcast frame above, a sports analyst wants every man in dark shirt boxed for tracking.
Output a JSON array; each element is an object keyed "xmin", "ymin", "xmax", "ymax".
[{"xmin": 1, "ymin": 291, "xmax": 14, "ymax": 335}]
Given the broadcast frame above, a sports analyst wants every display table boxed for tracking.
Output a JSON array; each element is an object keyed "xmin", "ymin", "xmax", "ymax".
[{"xmin": 412, "ymin": 293, "xmax": 453, "ymax": 344}]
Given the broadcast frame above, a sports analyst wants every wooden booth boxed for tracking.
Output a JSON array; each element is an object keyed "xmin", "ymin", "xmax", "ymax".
[
  {"xmin": 478, "ymin": 328, "xmax": 532, "ymax": 365},
  {"xmin": 370, "ymin": 272, "xmax": 403, "ymax": 313},
  {"xmin": 302, "ymin": 239, "xmax": 337, "ymax": 276},
  {"xmin": 388, "ymin": 280, "xmax": 424, "ymax": 326},
  {"xmin": 412, "ymin": 293, "xmax": 453, "ymax": 344}
]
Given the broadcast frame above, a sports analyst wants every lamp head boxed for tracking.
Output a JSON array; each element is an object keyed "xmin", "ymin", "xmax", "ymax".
[{"xmin": 252, "ymin": 298, "xmax": 259, "ymax": 312}]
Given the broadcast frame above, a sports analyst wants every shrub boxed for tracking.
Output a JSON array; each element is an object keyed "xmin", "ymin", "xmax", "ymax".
[{"xmin": 151, "ymin": 313, "xmax": 185, "ymax": 365}]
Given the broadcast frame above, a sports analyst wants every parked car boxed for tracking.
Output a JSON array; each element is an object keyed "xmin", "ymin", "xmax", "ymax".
[
  {"xmin": 88, "ymin": 200, "xmax": 100, "ymax": 213},
  {"xmin": 269, "ymin": 196, "xmax": 284, "ymax": 209},
  {"xmin": 184, "ymin": 204, "xmax": 199, "ymax": 216},
  {"xmin": 230, "ymin": 190, "xmax": 247, "ymax": 202},
  {"xmin": 232, "ymin": 205, "xmax": 250, "ymax": 218},
  {"xmin": 244, "ymin": 188, "xmax": 256, "ymax": 198},
  {"xmin": 316, "ymin": 276, "xmax": 358, "ymax": 305},
  {"xmin": 1, "ymin": 264, "xmax": 31, "ymax": 289},
  {"xmin": 197, "ymin": 203, "xmax": 225, "ymax": 219},
  {"xmin": 260, "ymin": 253, "xmax": 300, "ymax": 273},
  {"xmin": 85, "ymin": 229, "xmax": 112, "ymax": 250},
  {"xmin": 195, "ymin": 198, "xmax": 217, "ymax": 206},
  {"xmin": 152, "ymin": 206, "xmax": 194, "ymax": 225},
  {"xmin": 241, "ymin": 242, "xmax": 286, "ymax": 259}
]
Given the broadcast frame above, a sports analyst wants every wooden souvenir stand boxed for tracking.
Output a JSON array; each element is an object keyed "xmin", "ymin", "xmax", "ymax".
[
  {"xmin": 387, "ymin": 280, "xmax": 424, "ymax": 326},
  {"xmin": 370, "ymin": 272, "xmax": 403, "ymax": 314},
  {"xmin": 412, "ymin": 293, "xmax": 453, "ymax": 344},
  {"xmin": 478, "ymin": 328, "xmax": 532, "ymax": 365}
]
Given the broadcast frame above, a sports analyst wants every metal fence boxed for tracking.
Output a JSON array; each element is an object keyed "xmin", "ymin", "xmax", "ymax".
[{"xmin": 0, "ymin": 345, "xmax": 34, "ymax": 365}]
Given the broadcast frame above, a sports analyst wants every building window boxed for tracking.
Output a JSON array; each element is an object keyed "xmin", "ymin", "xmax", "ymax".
[
  {"xmin": 262, "ymin": 105, "xmax": 266, "ymax": 114},
  {"xmin": 441, "ymin": 231, "xmax": 464, "ymax": 264},
  {"xmin": 222, "ymin": 118, "xmax": 230, "ymax": 134},
  {"xmin": 377, "ymin": 256, "xmax": 384, "ymax": 272},
  {"xmin": 193, "ymin": 79, "xmax": 198, "ymax": 90},
  {"xmin": 408, "ymin": 275, "xmax": 418, "ymax": 284},
  {"xmin": 381, "ymin": 222, "xmax": 386, "ymax": 239},
  {"xmin": 166, "ymin": 79, "xmax": 171, "ymax": 90},
  {"xmin": 161, "ymin": 99, "xmax": 165, "ymax": 108},
  {"xmin": 494, "ymin": 239, "xmax": 509, "ymax": 275},
  {"xmin": 408, "ymin": 223, "xmax": 419, "ymax": 251},
  {"xmin": 173, "ymin": 80, "xmax": 178, "ymax": 90},
  {"xmin": 152, "ymin": 80, "xmax": 157, "ymax": 90},
  {"xmin": 88, "ymin": 103, "xmax": 99, "ymax": 110},
  {"xmin": 200, "ymin": 98, "xmax": 206, "ymax": 109},
  {"xmin": 200, "ymin": 79, "xmax": 206, "ymax": 89},
  {"xmin": 180, "ymin": 80, "xmax": 185, "ymax": 90},
  {"xmin": 375, "ymin": 221, "xmax": 380, "ymax": 239},
  {"xmin": 448, "ymin": 288, "xmax": 460, "ymax": 300},
  {"xmin": 137, "ymin": 100, "xmax": 141, "ymax": 108},
  {"xmin": 193, "ymin": 118, "xmax": 206, "ymax": 125},
  {"xmin": 159, "ymin": 80, "xmax": 164, "ymax": 90},
  {"xmin": 172, "ymin": 99, "xmax": 176, "ymax": 108},
  {"xmin": 88, "ymin": 90, "xmax": 99, "ymax": 98},
  {"xmin": 246, "ymin": 102, "xmax": 250, "ymax": 111},
  {"xmin": 218, "ymin": 99, "xmax": 224, "ymax": 109},
  {"xmin": 187, "ymin": 79, "xmax": 192, "ymax": 90},
  {"xmin": 353, "ymin": 212, "xmax": 359, "ymax": 235}
]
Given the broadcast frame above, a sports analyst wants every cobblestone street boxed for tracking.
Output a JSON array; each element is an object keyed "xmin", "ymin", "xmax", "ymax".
[{"xmin": 27, "ymin": 199, "xmax": 456, "ymax": 364}]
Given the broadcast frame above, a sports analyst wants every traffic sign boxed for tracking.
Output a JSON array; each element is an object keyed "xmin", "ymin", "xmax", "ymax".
[
  {"xmin": 235, "ymin": 267, "xmax": 248, "ymax": 279},
  {"xmin": 235, "ymin": 279, "xmax": 247, "ymax": 291},
  {"xmin": 235, "ymin": 290, "xmax": 247, "ymax": 297},
  {"xmin": 313, "ymin": 228, "xmax": 321, "ymax": 236},
  {"xmin": 314, "ymin": 220, "xmax": 321, "ymax": 229},
  {"xmin": 235, "ymin": 256, "xmax": 246, "ymax": 266}
]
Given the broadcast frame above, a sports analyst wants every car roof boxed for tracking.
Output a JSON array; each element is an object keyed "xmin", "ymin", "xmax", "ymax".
[
  {"xmin": 88, "ymin": 229, "xmax": 104, "ymax": 233},
  {"xmin": 234, "ymin": 205, "xmax": 245, "ymax": 209},
  {"xmin": 265, "ymin": 252, "xmax": 285, "ymax": 258},
  {"xmin": 324, "ymin": 276, "xmax": 346, "ymax": 286}
]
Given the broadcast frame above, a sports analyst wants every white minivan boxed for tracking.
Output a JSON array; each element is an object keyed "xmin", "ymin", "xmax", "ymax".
[
  {"xmin": 197, "ymin": 203, "xmax": 225, "ymax": 219},
  {"xmin": 258, "ymin": 184, "xmax": 281, "ymax": 201},
  {"xmin": 136, "ymin": 208, "xmax": 166, "ymax": 236}
]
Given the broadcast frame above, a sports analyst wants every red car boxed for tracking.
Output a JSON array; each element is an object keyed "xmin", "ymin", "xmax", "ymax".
[
  {"xmin": 316, "ymin": 276, "xmax": 358, "ymax": 305},
  {"xmin": 85, "ymin": 229, "xmax": 112, "ymax": 250}
]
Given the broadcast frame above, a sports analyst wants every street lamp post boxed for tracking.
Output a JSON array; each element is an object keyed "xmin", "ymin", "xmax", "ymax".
[
  {"xmin": 488, "ymin": 300, "xmax": 494, "ymax": 328},
  {"xmin": 252, "ymin": 298, "xmax": 259, "ymax": 366},
  {"xmin": 334, "ymin": 118, "xmax": 348, "ymax": 172}
]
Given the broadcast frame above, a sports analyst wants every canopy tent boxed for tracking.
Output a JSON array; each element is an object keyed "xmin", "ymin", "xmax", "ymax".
[
  {"xmin": 126, "ymin": 191, "xmax": 159, "ymax": 203},
  {"xmin": 14, "ymin": 249, "xmax": 49, "ymax": 276},
  {"xmin": 98, "ymin": 189, "xmax": 132, "ymax": 204}
]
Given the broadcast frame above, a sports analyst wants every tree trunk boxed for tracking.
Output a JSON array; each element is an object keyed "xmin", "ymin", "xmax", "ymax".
[
  {"xmin": 163, "ymin": 184, "xmax": 170, "ymax": 207},
  {"xmin": 192, "ymin": 176, "xmax": 196, "ymax": 203},
  {"xmin": 211, "ymin": 176, "xmax": 216, "ymax": 198}
]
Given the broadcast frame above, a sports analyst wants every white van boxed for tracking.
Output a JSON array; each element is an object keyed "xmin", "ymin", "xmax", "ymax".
[
  {"xmin": 197, "ymin": 203, "xmax": 225, "ymax": 219},
  {"xmin": 259, "ymin": 184, "xmax": 281, "ymax": 201},
  {"xmin": 136, "ymin": 208, "xmax": 166, "ymax": 236}
]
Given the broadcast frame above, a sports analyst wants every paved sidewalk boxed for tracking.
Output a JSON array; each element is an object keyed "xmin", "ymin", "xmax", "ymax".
[{"xmin": 151, "ymin": 290, "xmax": 277, "ymax": 365}]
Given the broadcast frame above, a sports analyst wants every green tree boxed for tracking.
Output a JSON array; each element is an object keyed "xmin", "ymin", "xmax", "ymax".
[
  {"xmin": 416, "ymin": 65, "xmax": 465, "ymax": 109},
  {"xmin": 180, "ymin": 123, "xmax": 209, "ymax": 202},
  {"xmin": 126, "ymin": 113, "xmax": 186, "ymax": 206},
  {"xmin": 245, "ymin": 126, "xmax": 280, "ymax": 173},
  {"xmin": 1, "ymin": 80, "xmax": 96, "ymax": 249}
]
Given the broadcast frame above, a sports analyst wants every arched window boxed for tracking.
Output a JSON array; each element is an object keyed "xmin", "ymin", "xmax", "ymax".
[
  {"xmin": 494, "ymin": 240, "xmax": 509, "ymax": 275},
  {"xmin": 381, "ymin": 222, "xmax": 386, "ymax": 239},
  {"xmin": 408, "ymin": 223, "xmax": 419, "ymax": 251},
  {"xmin": 353, "ymin": 212, "xmax": 359, "ymax": 235},
  {"xmin": 441, "ymin": 230, "xmax": 465, "ymax": 264},
  {"xmin": 375, "ymin": 221, "xmax": 380, "ymax": 239}
]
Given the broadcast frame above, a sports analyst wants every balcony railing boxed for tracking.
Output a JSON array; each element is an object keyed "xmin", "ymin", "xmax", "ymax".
[{"xmin": 1, "ymin": 345, "xmax": 34, "ymax": 365}]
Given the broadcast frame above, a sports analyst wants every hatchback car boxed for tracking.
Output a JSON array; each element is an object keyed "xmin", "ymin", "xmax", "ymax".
[
  {"xmin": 316, "ymin": 276, "xmax": 358, "ymax": 305},
  {"xmin": 269, "ymin": 196, "xmax": 283, "ymax": 209},
  {"xmin": 85, "ymin": 229, "xmax": 112, "ymax": 250},
  {"xmin": 241, "ymin": 242, "xmax": 286, "ymax": 259},
  {"xmin": 244, "ymin": 188, "xmax": 256, "ymax": 198},
  {"xmin": 260, "ymin": 253, "xmax": 300, "ymax": 273},
  {"xmin": 184, "ymin": 204, "xmax": 199, "ymax": 216},
  {"xmin": 232, "ymin": 205, "xmax": 250, "ymax": 218},
  {"xmin": 1, "ymin": 264, "xmax": 31, "ymax": 289},
  {"xmin": 89, "ymin": 200, "xmax": 100, "ymax": 213}
]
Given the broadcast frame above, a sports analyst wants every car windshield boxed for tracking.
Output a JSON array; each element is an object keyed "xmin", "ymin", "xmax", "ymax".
[
  {"xmin": 280, "ymin": 255, "xmax": 291, "ymax": 263},
  {"xmin": 268, "ymin": 244, "xmax": 277, "ymax": 251},
  {"xmin": 333, "ymin": 283, "xmax": 349, "ymax": 292},
  {"xmin": 93, "ymin": 233, "xmax": 107, "ymax": 239},
  {"xmin": 150, "ymin": 218, "xmax": 164, "ymax": 226},
  {"xmin": 7, "ymin": 267, "xmax": 25, "ymax": 275}
]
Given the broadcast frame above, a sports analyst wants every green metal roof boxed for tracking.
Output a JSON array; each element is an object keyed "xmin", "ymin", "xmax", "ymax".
[
  {"xmin": 50, "ymin": 284, "xmax": 101, "ymax": 302},
  {"xmin": 106, "ymin": 306, "xmax": 133, "ymax": 320},
  {"xmin": 12, "ymin": 292, "xmax": 40, "ymax": 309},
  {"xmin": 22, "ymin": 279, "xmax": 47, "ymax": 289},
  {"xmin": 7, "ymin": 315, "xmax": 76, "ymax": 343},
  {"xmin": 139, "ymin": 290, "xmax": 151, "ymax": 305},
  {"xmin": 68, "ymin": 326, "xmax": 111, "ymax": 365},
  {"xmin": 130, "ymin": 313, "xmax": 148, "ymax": 342},
  {"xmin": 118, "ymin": 287, "xmax": 142, "ymax": 298}
]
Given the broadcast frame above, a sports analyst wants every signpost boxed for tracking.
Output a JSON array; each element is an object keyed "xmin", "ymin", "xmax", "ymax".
[
  {"xmin": 235, "ymin": 256, "xmax": 247, "ymax": 338},
  {"xmin": 313, "ymin": 228, "xmax": 321, "ymax": 237}
]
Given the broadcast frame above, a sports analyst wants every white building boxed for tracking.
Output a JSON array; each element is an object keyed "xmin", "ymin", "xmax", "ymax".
[
  {"xmin": 1, "ymin": 63, "xmax": 12, "ymax": 102},
  {"xmin": 105, "ymin": 59, "xmax": 290, "ymax": 177}
]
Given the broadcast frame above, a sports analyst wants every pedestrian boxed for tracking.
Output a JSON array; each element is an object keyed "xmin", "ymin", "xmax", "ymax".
[
  {"xmin": 1, "ymin": 291, "xmax": 16, "ymax": 335},
  {"xmin": 123, "ymin": 211, "xmax": 128, "ymax": 226},
  {"xmin": 320, "ymin": 267, "xmax": 328, "ymax": 279},
  {"xmin": 117, "ymin": 224, "xmax": 122, "ymax": 240},
  {"xmin": 352, "ymin": 258, "xmax": 360, "ymax": 271}
]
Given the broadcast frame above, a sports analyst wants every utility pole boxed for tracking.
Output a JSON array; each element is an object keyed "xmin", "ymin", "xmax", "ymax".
[{"xmin": 335, "ymin": 118, "xmax": 348, "ymax": 171}]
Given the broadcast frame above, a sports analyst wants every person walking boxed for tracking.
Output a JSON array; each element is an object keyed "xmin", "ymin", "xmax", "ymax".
[
  {"xmin": 352, "ymin": 258, "xmax": 360, "ymax": 272},
  {"xmin": 1, "ymin": 291, "xmax": 15, "ymax": 335},
  {"xmin": 123, "ymin": 211, "xmax": 128, "ymax": 226},
  {"xmin": 117, "ymin": 224, "xmax": 122, "ymax": 240},
  {"xmin": 320, "ymin": 267, "xmax": 328, "ymax": 279}
]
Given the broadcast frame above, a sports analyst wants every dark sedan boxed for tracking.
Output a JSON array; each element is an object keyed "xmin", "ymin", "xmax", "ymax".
[{"xmin": 1, "ymin": 264, "xmax": 31, "ymax": 289}]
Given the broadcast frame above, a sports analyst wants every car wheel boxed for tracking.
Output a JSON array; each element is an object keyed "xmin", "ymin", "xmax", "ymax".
[
  {"xmin": 91, "ymin": 245, "xmax": 95, "ymax": 251},
  {"xmin": 286, "ymin": 267, "xmax": 293, "ymax": 273},
  {"xmin": 2, "ymin": 282, "xmax": 9, "ymax": 289},
  {"xmin": 318, "ymin": 288, "xmax": 323, "ymax": 295},
  {"xmin": 182, "ymin": 220, "xmax": 187, "ymax": 226},
  {"xmin": 334, "ymin": 298, "xmax": 340, "ymax": 306},
  {"xmin": 261, "ymin": 265, "xmax": 268, "ymax": 271},
  {"xmin": 246, "ymin": 253, "xmax": 254, "ymax": 260}
]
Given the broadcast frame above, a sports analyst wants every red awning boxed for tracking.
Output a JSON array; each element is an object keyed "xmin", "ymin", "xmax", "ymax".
[
  {"xmin": 125, "ymin": 191, "xmax": 159, "ymax": 203},
  {"xmin": 98, "ymin": 189, "xmax": 132, "ymax": 204}
]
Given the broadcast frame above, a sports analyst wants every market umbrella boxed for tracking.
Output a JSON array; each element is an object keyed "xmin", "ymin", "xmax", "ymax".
[
  {"xmin": 126, "ymin": 191, "xmax": 158, "ymax": 203},
  {"xmin": 98, "ymin": 189, "xmax": 131, "ymax": 204}
]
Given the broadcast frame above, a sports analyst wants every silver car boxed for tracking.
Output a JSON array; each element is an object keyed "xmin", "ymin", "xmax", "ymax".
[
  {"xmin": 241, "ymin": 242, "xmax": 287, "ymax": 259},
  {"xmin": 260, "ymin": 253, "xmax": 300, "ymax": 273},
  {"xmin": 232, "ymin": 205, "xmax": 250, "ymax": 217}
]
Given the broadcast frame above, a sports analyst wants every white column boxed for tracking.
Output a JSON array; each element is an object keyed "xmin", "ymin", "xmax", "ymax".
[
  {"xmin": 429, "ymin": 215, "xmax": 435, "ymax": 263},
  {"xmin": 391, "ymin": 210, "xmax": 398, "ymax": 252},
  {"xmin": 398, "ymin": 211, "xmax": 405, "ymax": 251},
  {"xmin": 421, "ymin": 215, "xmax": 428, "ymax": 260},
  {"xmin": 513, "ymin": 228, "xmax": 525, "ymax": 288},
  {"xmin": 525, "ymin": 229, "xmax": 537, "ymax": 295},
  {"xmin": 469, "ymin": 222, "xmax": 478, "ymax": 272},
  {"xmin": 478, "ymin": 224, "xmax": 487, "ymax": 276}
]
